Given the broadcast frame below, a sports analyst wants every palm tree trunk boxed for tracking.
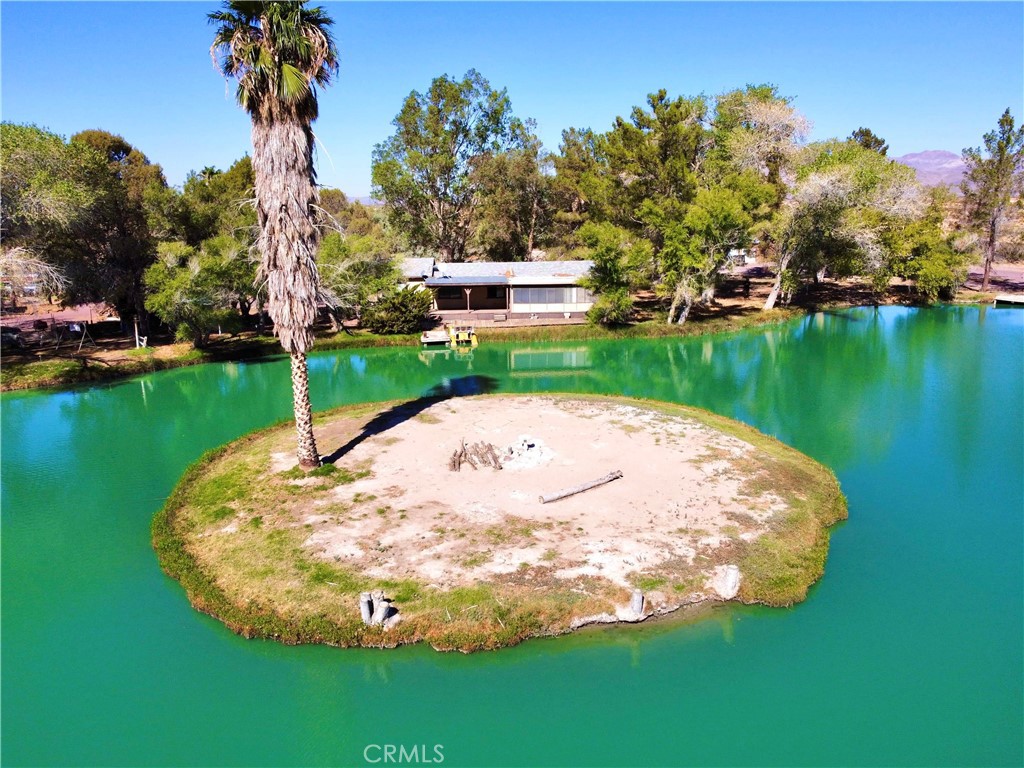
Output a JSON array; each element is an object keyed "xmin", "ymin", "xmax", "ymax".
[
  {"xmin": 251, "ymin": 117, "xmax": 323, "ymax": 469},
  {"xmin": 290, "ymin": 351, "xmax": 320, "ymax": 469}
]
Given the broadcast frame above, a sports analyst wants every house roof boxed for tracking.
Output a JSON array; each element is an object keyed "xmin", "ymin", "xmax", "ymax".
[
  {"xmin": 401, "ymin": 258, "xmax": 593, "ymax": 286},
  {"xmin": 400, "ymin": 257, "xmax": 435, "ymax": 280},
  {"xmin": 425, "ymin": 275, "xmax": 508, "ymax": 287}
]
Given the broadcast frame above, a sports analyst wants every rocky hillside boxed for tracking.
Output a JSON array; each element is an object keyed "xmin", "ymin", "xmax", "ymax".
[{"xmin": 893, "ymin": 150, "xmax": 966, "ymax": 187}]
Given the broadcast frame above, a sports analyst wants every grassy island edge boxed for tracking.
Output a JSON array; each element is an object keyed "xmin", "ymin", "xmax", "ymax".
[{"xmin": 152, "ymin": 395, "xmax": 847, "ymax": 652}]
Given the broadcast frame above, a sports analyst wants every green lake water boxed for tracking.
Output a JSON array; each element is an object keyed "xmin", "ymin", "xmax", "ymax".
[{"xmin": 2, "ymin": 306, "xmax": 1021, "ymax": 766}]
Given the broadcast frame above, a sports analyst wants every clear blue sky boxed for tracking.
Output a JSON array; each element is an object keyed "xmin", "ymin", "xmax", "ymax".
[{"xmin": 2, "ymin": 1, "xmax": 1021, "ymax": 197}]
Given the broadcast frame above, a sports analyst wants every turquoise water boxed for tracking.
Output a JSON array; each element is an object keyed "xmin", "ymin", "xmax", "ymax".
[{"xmin": 2, "ymin": 306, "xmax": 1021, "ymax": 766}]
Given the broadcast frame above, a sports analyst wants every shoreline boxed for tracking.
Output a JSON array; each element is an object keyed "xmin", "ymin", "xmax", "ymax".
[
  {"xmin": 3, "ymin": 308, "xmax": 803, "ymax": 393},
  {"xmin": 3, "ymin": 260, "xmax": 1019, "ymax": 393}
]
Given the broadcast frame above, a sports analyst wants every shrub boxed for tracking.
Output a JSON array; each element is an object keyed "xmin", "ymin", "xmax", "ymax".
[
  {"xmin": 586, "ymin": 288, "xmax": 633, "ymax": 326},
  {"xmin": 916, "ymin": 255, "xmax": 966, "ymax": 302},
  {"xmin": 361, "ymin": 286, "xmax": 433, "ymax": 334}
]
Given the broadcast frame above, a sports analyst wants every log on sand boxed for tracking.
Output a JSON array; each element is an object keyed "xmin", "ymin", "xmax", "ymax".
[{"xmin": 540, "ymin": 470, "xmax": 624, "ymax": 504}]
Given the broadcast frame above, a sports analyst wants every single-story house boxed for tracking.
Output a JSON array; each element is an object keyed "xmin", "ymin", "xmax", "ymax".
[{"xmin": 401, "ymin": 258, "xmax": 595, "ymax": 320}]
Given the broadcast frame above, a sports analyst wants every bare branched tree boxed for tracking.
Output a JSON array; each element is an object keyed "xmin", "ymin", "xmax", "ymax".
[{"xmin": 1, "ymin": 247, "xmax": 68, "ymax": 303}]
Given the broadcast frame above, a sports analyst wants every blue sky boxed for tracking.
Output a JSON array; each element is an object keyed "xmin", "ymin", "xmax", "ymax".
[{"xmin": 2, "ymin": 2, "xmax": 1021, "ymax": 197}]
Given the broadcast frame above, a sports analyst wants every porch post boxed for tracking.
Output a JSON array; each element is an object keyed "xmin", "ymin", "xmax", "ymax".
[{"xmin": 464, "ymin": 287, "xmax": 471, "ymax": 311}]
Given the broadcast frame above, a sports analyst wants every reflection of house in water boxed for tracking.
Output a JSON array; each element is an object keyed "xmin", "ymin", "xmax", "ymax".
[
  {"xmin": 402, "ymin": 258, "xmax": 595, "ymax": 322},
  {"xmin": 508, "ymin": 347, "xmax": 593, "ymax": 377}
]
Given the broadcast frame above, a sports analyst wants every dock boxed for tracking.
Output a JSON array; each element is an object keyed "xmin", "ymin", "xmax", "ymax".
[
  {"xmin": 420, "ymin": 324, "xmax": 479, "ymax": 348},
  {"xmin": 993, "ymin": 294, "xmax": 1024, "ymax": 307},
  {"xmin": 420, "ymin": 329, "xmax": 451, "ymax": 346}
]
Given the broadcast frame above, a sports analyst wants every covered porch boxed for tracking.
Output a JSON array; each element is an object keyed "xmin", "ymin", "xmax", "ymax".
[{"xmin": 426, "ymin": 276, "xmax": 510, "ymax": 313}]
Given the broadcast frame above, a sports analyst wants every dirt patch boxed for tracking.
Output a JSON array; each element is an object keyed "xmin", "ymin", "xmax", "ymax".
[{"xmin": 304, "ymin": 396, "xmax": 784, "ymax": 595}]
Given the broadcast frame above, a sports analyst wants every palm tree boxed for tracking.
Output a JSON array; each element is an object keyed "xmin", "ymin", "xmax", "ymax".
[
  {"xmin": 199, "ymin": 166, "xmax": 220, "ymax": 185},
  {"xmin": 209, "ymin": 0, "xmax": 338, "ymax": 469}
]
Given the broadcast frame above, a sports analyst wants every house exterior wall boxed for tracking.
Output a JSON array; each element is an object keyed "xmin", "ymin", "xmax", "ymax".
[
  {"xmin": 468, "ymin": 286, "xmax": 508, "ymax": 310},
  {"xmin": 509, "ymin": 285, "xmax": 594, "ymax": 316}
]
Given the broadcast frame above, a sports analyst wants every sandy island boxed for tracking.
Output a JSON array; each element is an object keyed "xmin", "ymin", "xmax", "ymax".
[{"xmin": 155, "ymin": 394, "xmax": 846, "ymax": 651}]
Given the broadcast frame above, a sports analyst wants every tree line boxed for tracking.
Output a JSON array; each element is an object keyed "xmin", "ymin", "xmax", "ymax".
[
  {"xmin": 0, "ymin": 123, "xmax": 398, "ymax": 345},
  {"xmin": 372, "ymin": 72, "xmax": 1023, "ymax": 321},
  {"xmin": 2, "ymin": 72, "xmax": 1022, "ymax": 339}
]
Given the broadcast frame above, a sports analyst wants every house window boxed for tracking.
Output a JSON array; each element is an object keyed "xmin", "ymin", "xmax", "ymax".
[
  {"xmin": 486, "ymin": 287, "xmax": 506, "ymax": 300},
  {"xmin": 436, "ymin": 287, "xmax": 461, "ymax": 300},
  {"xmin": 517, "ymin": 287, "xmax": 575, "ymax": 305}
]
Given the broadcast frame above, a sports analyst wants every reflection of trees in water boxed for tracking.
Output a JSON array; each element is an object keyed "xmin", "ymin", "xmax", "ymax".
[
  {"xmin": 31, "ymin": 307, "xmax": 1010, "ymax": 500},
  {"xmin": 573, "ymin": 309, "xmax": 929, "ymax": 471},
  {"xmin": 892, "ymin": 305, "xmax": 992, "ymax": 487},
  {"xmin": 309, "ymin": 315, "xmax": 946, "ymax": 474}
]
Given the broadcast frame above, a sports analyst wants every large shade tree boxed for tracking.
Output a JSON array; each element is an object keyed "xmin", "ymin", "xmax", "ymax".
[
  {"xmin": 209, "ymin": 0, "xmax": 338, "ymax": 469},
  {"xmin": 763, "ymin": 141, "xmax": 923, "ymax": 309},
  {"xmin": 371, "ymin": 69, "xmax": 525, "ymax": 262}
]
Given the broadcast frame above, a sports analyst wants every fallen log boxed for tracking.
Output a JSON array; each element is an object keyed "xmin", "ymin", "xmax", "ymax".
[
  {"xmin": 461, "ymin": 439, "xmax": 478, "ymax": 470},
  {"xmin": 630, "ymin": 588, "xmax": 644, "ymax": 616},
  {"xmin": 469, "ymin": 440, "xmax": 502, "ymax": 470},
  {"xmin": 485, "ymin": 443, "xmax": 503, "ymax": 470},
  {"xmin": 540, "ymin": 470, "xmax": 624, "ymax": 504}
]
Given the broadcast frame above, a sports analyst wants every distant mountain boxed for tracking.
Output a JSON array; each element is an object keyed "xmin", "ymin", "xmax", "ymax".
[{"xmin": 893, "ymin": 150, "xmax": 966, "ymax": 188}]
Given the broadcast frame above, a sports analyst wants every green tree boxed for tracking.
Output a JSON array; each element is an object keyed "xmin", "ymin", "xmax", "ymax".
[
  {"xmin": 0, "ymin": 123, "xmax": 157, "ymax": 323},
  {"xmin": 175, "ymin": 155, "xmax": 257, "ymax": 246},
  {"xmin": 961, "ymin": 108, "xmax": 1024, "ymax": 290},
  {"xmin": 602, "ymin": 90, "xmax": 708, "ymax": 242},
  {"xmin": 1, "ymin": 124, "xmax": 105, "ymax": 250},
  {"xmin": 371, "ymin": 69, "xmax": 525, "ymax": 261},
  {"xmin": 471, "ymin": 128, "xmax": 551, "ymax": 260},
  {"xmin": 319, "ymin": 187, "xmax": 349, "ymax": 221},
  {"xmin": 360, "ymin": 286, "xmax": 433, "ymax": 334},
  {"xmin": 317, "ymin": 189, "xmax": 392, "ymax": 240},
  {"xmin": 202, "ymin": 233, "xmax": 258, "ymax": 317},
  {"xmin": 549, "ymin": 127, "xmax": 611, "ymax": 246},
  {"xmin": 210, "ymin": 0, "xmax": 338, "ymax": 469},
  {"xmin": 577, "ymin": 221, "xmax": 650, "ymax": 325},
  {"xmin": 68, "ymin": 129, "xmax": 166, "ymax": 326},
  {"xmin": 720, "ymin": 85, "xmax": 809, "ymax": 198},
  {"xmin": 660, "ymin": 187, "xmax": 753, "ymax": 323},
  {"xmin": 71, "ymin": 129, "xmax": 168, "ymax": 205},
  {"xmin": 848, "ymin": 127, "xmax": 889, "ymax": 156},
  {"xmin": 144, "ymin": 242, "xmax": 241, "ymax": 347},
  {"xmin": 144, "ymin": 156, "xmax": 260, "ymax": 324},
  {"xmin": 889, "ymin": 186, "xmax": 969, "ymax": 302},
  {"xmin": 763, "ymin": 141, "xmax": 922, "ymax": 309},
  {"xmin": 317, "ymin": 230, "xmax": 398, "ymax": 328}
]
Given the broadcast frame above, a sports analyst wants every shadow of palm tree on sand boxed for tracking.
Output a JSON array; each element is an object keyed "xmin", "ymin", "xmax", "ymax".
[{"xmin": 321, "ymin": 375, "xmax": 501, "ymax": 463}]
